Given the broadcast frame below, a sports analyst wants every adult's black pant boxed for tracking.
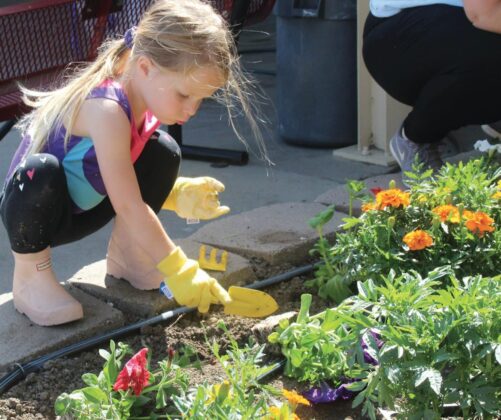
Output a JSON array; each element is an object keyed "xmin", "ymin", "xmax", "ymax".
[
  {"xmin": 0, "ymin": 130, "xmax": 181, "ymax": 253},
  {"xmin": 363, "ymin": 5, "xmax": 501, "ymax": 144}
]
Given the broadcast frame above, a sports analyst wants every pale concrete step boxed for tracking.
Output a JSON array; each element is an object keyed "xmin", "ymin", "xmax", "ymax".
[
  {"xmin": 70, "ymin": 238, "xmax": 256, "ymax": 317},
  {"xmin": 191, "ymin": 202, "xmax": 347, "ymax": 265},
  {"xmin": 0, "ymin": 286, "xmax": 124, "ymax": 374}
]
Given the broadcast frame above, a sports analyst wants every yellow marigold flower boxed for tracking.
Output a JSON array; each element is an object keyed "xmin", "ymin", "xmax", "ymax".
[
  {"xmin": 268, "ymin": 406, "xmax": 281, "ymax": 417},
  {"xmin": 492, "ymin": 191, "xmax": 501, "ymax": 199},
  {"xmin": 462, "ymin": 210, "xmax": 495, "ymax": 237},
  {"xmin": 432, "ymin": 205, "xmax": 460, "ymax": 223},
  {"xmin": 403, "ymin": 230, "xmax": 434, "ymax": 251},
  {"xmin": 362, "ymin": 202, "xmax": 378, "ymax": 212},
  {"xmin": 282, "ymin": 389, "xmax": 311, "ymax": 406},
  {"xmin": 437, "ymin": 186, "xmax": 452, "ymax": 195},
  {"xmin": 266, "ymin": 406, "xmax": 299, "ymax": 420},
  {"xmin": 417, "ymin": 194, "xmax": 428, "ymax": 203},
  {"xmin": 375, "ymin": 189, "xmax": 410, "ymax": 210}
]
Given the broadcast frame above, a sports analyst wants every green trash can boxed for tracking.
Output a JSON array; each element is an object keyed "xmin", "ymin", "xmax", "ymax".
[{"xmin": 275, "ymin": 0, "xmax": 357, "ymax": 147}]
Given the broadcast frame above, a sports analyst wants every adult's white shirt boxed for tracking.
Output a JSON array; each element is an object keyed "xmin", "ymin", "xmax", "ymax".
[{"xmin": 370, "ymin": 0, "xmax": 463, "ymax": 17}]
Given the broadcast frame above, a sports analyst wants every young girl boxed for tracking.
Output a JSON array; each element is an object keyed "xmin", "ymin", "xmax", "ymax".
[{"xmin": 0, "ymin": 0, "xmax": 265, "ymax": 326}]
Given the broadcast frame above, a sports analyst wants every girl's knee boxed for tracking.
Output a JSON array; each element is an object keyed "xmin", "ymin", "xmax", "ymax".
[
  {"xmin": 14, "ymin": 153, "xmax": 65, "ymax": 196},
  {"xmin": 140, "ymin": 129, "xmax": 181, "ymax": 175},
  {"xmin": 23, "ymin": 153, "xmax": 61, "ymax": 177},
  {"xmin": 155, "ymin": 129, "xmax": 182, "ymax": 163}
]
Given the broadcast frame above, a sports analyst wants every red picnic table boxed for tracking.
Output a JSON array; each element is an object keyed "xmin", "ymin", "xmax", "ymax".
[{"xmin": 0, "ymin": 0, "xmax": 276, "ymax": 164}]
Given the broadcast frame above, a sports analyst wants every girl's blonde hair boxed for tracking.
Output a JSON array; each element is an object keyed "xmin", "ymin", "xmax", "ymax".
[{"xmin": 17, "ymin": 0, "xmax": 269, "ymax": 162}]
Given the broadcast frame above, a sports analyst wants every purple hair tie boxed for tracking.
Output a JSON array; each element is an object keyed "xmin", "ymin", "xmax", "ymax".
[{"xmin": 124, "ymin": 26, "xmax": 137, "ymax": 49}]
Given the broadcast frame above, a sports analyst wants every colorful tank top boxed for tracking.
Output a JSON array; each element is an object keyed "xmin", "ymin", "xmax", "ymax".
[{"xmin": 5, "ymin": 80, "xmax": 161, "ymax": 213}]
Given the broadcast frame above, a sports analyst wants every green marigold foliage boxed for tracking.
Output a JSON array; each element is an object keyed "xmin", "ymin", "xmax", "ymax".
[
  {"xmin": 308, "ymin": 157, "xmax": 501, "ymax": 302},
  {"xmin": 270, "ymin": 269, "xmax": 501, "ymax": 419}
]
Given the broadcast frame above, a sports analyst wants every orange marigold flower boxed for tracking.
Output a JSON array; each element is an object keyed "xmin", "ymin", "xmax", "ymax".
[
  {"xmin": 462, "ymin": 210, "xmax": 495, "ymax": 237},
  {"xmin": 375, "ymin": 189, "xmax": 410, "ymax": 210},
  {"xmin": 403, "ymin": 230, "xmax": 434, "ymax": 251},
  {"xmin": 492, "ymin": 191, "xmax": 501, "ymax": 199},
  {"xmin": 362, "ymin": 202, "xmax": 378, "ymax": 212},
  {"xmin": 432, "ymin": 205, "xmax": 460, "ymax": 223},
  {"xmin": 282, "ymin": 389, "xmax": 311, "ymax": 406}
]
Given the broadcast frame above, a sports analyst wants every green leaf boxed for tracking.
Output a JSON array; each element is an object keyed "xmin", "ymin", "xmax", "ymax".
[
  {"xmin": 81, "ymin": 373, "xmax": 99, "ymax": 387},
  {"xmin": 352, "ymin": 391, "xmax": 365, "ymax": 408},
  {"xmin": 341, "ymin": 217, "xmax": 362, "ymax": 230},
  {"xmin": 54, "ymin": 393, "xmax": 72, "ymax": 415},
  {"xmin": 415, "ymin": 369, "xmax": 442, "ymax": 395},
  {"xmin": 132, "ymin": 395, "xmax": 150, "ymax": 408},
  {"xmin": 156, "ymin": 387, "xmax": 168, "ymax": 409},
  {"xmin": 346, "ymin": 179, "xmax": 366, "ymax": 194},
  {"xmin": 216, "ymin": 382, "xmax": 231, "ymax": 404},
  {"xmin": 81, "ymin": 386, "xmax": 108, "ymax": 404},
  {"xmin": 363, "ymin": 399, "xmax": 377, "ymax": 420},
  {"xmin": 290, "ymin": 348, "xmax": 303, "ymax": 367},
  {"xmin": 432, "ymin": 350, "xmax": 459, "ymax": 364},
  {"xmin": 297, "ymin": 294, "xmax": 312, "ymax": 323},
  {"xmin": 308, "ymin": 206, "xmax": 335, "ymax": 230},
  {"xmin": 321, "ymin": 309, "xmax": 339, "ymax": 331},
  {"xmin": 495, "ymin": 344, "xmax": 501, "ymax": 365},
  {"xmin": 385, "ymin": 367, "xmax": 401, "ymax": 384},
  {"xmin": 345, "ymin": 381, "xmax": 367, "ymax": 392},
  {"xmin": 322, "ymin": 275, "xmax": 352, "ymax": 303},
  {"xmin": 99, "ymin": 349, "xmax": 111, "ymax": 361}
]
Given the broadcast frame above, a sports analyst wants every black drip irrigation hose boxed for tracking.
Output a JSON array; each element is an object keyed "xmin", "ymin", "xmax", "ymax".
[
  {"xmin": 257, "ymin": 358, "xmax": 287, "ymax": 383},
  {"xmin": 0, "ymin": 262, "xmax": 318, "ymax": 395}
]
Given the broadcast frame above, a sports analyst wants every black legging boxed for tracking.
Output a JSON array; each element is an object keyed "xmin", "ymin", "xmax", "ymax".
[
  {"xmin": 0, "ymin": 130, "xmax": 181, "ymax": 253},
  {"xmin": 362, "ymin": 5, "xmax": 501, "ymax": 144}
]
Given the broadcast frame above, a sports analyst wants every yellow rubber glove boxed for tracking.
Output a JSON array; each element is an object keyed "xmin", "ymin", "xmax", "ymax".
[
  {"xmin": 162, "ymin": 177, "xmax": 230, "ymax": 220},
  {"xmin": 157, "ymin": 247, "xmax": 231, "ymax": 313}
]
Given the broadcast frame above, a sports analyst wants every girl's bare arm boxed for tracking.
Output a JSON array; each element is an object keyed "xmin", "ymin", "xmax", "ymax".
[
  {"xmin": 81, "ymin": 98, "xmax": 176, "ymax": 263},
  {"xmin": 463, "ymin": 0, "xmax": 501, "ymax": 34}
]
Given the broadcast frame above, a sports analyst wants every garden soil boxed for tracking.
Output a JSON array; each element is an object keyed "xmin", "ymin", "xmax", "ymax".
[{"xmin": 0, "ymin": 260, "xmax": 362, "ymax": 420}]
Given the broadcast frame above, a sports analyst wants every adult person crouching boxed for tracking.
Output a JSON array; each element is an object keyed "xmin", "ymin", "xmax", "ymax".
[{"xmin": 362, "ymin": 0, "xmax": 501, "ymax": 186}]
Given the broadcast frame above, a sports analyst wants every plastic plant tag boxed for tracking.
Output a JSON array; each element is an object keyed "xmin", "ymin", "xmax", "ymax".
[{"xmin": 159, "ymin": 281, "xmax": 174, "ymax": 300}]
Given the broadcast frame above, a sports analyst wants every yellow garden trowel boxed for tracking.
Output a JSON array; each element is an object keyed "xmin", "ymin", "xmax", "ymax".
[
  {"xmin": 197, "ymin": 245, "xmax": 278, "ymax": 317},
  {"xmin": 223, "ymin": 286, "xmax": 279, "ymax": 318}
]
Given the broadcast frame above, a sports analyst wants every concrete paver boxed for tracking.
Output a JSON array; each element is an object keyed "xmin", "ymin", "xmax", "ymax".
[
  {"xmin": 191, "ymin": 202, "xmax": 348, "ymax": 265},
  {"xmin": 315, "ymin": 173, "xmax": 405, "ymax": 216},
  {"xmin": 70, "ymin": 238, "xmax": 256, "ymax": 317},
  {"xmin": 0, "ymin": 287, "xmax": 124, "ymax": 374}
]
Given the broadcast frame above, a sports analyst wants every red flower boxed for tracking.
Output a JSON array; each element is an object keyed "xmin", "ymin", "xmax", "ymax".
[
  {"xmin": 113, "ymin": 348, "xmax": 150, "ymax": 396},
  {"xmin": 370, "ymin": 187, "xmax": 383, "ymax": 196}
]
